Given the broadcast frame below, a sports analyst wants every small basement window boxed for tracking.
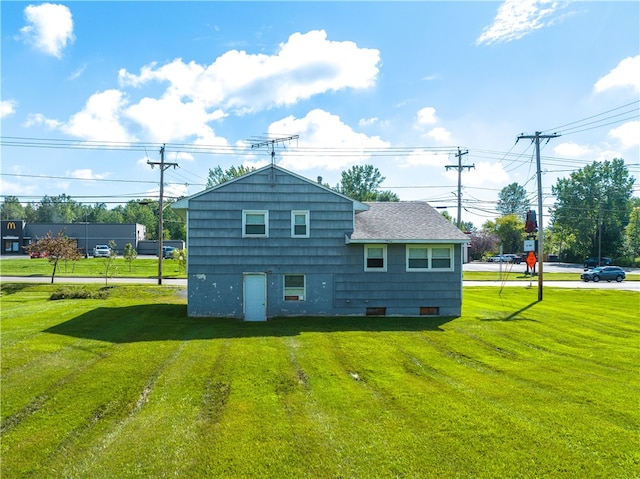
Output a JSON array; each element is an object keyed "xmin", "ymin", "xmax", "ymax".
[
  {"xmin": 420, "ymin": 306, "xmax": 440, "ymax": 316},
  {"xmin": 366, "ymin": 307, "xmax": 387, "ymax": 316},
  {"xmin": 284, "ymin": 274, "xmax": 305, "ymax": 301}
]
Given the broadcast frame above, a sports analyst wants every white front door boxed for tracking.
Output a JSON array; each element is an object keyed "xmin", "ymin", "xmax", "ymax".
[{"xmin": 244, "ymin": 273, "xmax": 266, "ymax": 321}]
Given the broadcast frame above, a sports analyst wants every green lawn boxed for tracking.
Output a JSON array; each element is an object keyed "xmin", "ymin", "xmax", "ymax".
[
  {"xmin": 0, "ymin": 257, "xmax": 186, "ymax": 279},
  {"xmin": 1, "ymin": 284, "xmax": 638, "ymax": 478},
  {"xmin": 2, "ymin": 258, "xmax": 638, "ymax": 282}
]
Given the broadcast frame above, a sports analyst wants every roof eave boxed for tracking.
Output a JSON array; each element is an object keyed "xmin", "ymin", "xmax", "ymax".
[{"xmin": 348, "ymin": 238, "xmax": 470, "ymax": 244}]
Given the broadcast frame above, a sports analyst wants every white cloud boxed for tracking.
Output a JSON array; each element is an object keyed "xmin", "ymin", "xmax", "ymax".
[
  {"xmin": 594, "ymin": 56, "xmax": 640, "ymax": 94},
  {"xmin": 145, "ymin": 183, "xmax": 190, "ymax": 199},
  {"xmin": 61, "ymin": 90, "xmax": 135, "ymax": 142},
  {"xmin": 28, "ymin": 30, "xmax": 380, "ymax": 147},
  {"xmin": 68, "ymin": 64, "xmax": 87, "ymax": 80},
  {"xmin": 553, "ymin": 141, "xmax": 591, "ymax": 158},
  {"xmin": 416, "ymin": 107, "xmax": 438, "ymax": 126},
  {"xmin": 594, "ymin": 149, "xmax": 624, "ymax": 163},
  {"xmin": 400, "ymin": 150, "xmax": 450, "ymax": 168},
  {"xmin": 20, "ymin": 3, "xmax": 74, "ymax": 58},
  {"xmin": 359, "ymin": 117, "xmax": 379, "ymax": 127},
  {"xmin": 609, "ymin": 120, "xmax": 640, "ymax": 149},
  {"xmin": 476, "ymin": 0, "xmax": 564, "ymax": 45},
  {"xmin": 124, "ymin": 94, "xmax": 226, "ymax": 143},
  {"xmin": 0, "ymin": 178, "xmax": 38, "ymax": 196},
  {"xmin": 424, "ymin": 127, "xmax": 452, "ymax": 143},
  {"xmin": 269, "ymin": 109, "xmax": 390, "ymax": 170},
  {"xmin": 446, "ymin": 162, "xmax": 508, "ymax": 186},
  {"xmin": 1, "ymin": 100, "xmax": 17, "ymax": 118},
  {"xmin": 66, "ymin": 169, "xmax": 110, "ymax": 180},
  {"xmin": 118, "ymin": 30, "xmax": 380, "ymax": 114},
  {"xmin": 23, "ymin": 113, "xmax": 62, "ymax": 129}
]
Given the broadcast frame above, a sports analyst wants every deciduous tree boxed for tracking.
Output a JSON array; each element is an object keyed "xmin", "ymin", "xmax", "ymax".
[
  {"xmin": 497, "ymin": 183, "xmax": 530, "ymax": 217},
  {"xmin": 336, "ymin": 164, "xmax": 399, "ymax": 202},
  {"xmin": 0, "ymin": 196, "xmax": 24, "ymax": 220},
  {"xmin": 123, "ymin": 242, "xmax": 137, "ymax": 272},
  {"xmin": 206, "ymin": 165, "xmax": 256, "ymax": 188},
  {"xmin": 482, "ymin": 214, "xmax": 525, "ymax": 253},
  {"xmin": 550, "ymin": 159, "xmax": 634, "ymax": 260},
  {"xmin": 25, "ymin": 230, "xmax": 82, "ymax": 283}
]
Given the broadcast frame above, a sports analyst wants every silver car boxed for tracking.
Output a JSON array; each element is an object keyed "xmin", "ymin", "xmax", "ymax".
[{"xmin": 93, "ymin": 244, "xmax": 111, "ymax": 257}]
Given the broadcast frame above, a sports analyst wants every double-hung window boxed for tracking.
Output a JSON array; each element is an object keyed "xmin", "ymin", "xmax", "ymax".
[
  {"xmin": 291, "ymin": 210, "xmax": 309, "ymax": 238},
  {"xmin": 243, "ymin": 210, "xmax": 268, "ymax": 237},
  {"xmin": 406, "ymin": 245, "xmax": 453, "ymax": 271},
  {"xmin": 364, "ymin": 244, "xmax": 387, "ymax": 272},
  {"xmin": 284, "ymin": 274, "xmax": 305, "ymax": 301}
]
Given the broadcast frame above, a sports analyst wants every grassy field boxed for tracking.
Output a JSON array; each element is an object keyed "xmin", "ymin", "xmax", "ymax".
[
  {"xmin": 2, "ymin": 258, "xmax": 638, "ymax": 282},
  {"xmin": 1, "ymin": 284, "xmax": 638, "ymax": 478},
  {"xmin": 0, "ymin": 257, "xmax": 186, "ymax": 279}
]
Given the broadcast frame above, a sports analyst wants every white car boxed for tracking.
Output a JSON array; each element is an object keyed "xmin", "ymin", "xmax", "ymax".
[{"xmin": 93, "ymin": 244, "xmax": 111, "ymax": 257}]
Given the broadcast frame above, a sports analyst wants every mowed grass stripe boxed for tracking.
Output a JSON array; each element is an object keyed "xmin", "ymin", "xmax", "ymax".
[
  {"xmin": 1, "ymin": 284, "xmax": 638, "ymax": 478},
  {"xmin": 55, "ymin": 338, "xmax": 229, "ymax": 478}
]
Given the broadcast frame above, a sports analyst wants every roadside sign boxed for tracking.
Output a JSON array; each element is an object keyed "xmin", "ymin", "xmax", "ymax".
[
  {"xmin": 525, "ymin": 251, "xmax": 537, "ymax": 269},
  {"xmin": 524, "ymin": 239, "xmax": 535, "ymax": 252}
]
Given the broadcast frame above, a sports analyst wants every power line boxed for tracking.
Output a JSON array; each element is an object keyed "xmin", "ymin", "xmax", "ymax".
[
  {"xmin": 0, "ymin": 172, "xmax": 159, "ymax": 185},
  {"xmin": 542, "ymin": 99, "xmax": 639, "ymax": 134}
]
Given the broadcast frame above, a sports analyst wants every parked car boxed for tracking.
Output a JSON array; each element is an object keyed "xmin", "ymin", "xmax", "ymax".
[
  {"xmin": 161, "ymin": 246, "xmax": 176, "ymax": 259},
  {"xmin": 583, "ymin": 257, "xmax": 612, "ymax": 269},
  {"xmin": 580, "ymin": 266, "xmax": 625, "ymax": 283},
  {"xmin": 503, "ymin": 254, "xmax": 521, "ymax": 264},
  {"xmin": 547, "ymin": 254, "xmax": 559, "ymax": 262},
  {"xmin": 93, "ymin": 244, "xmax": 111, "ymax": 257},
  {"xmin": 488, "ymin": 254, "xmax": 520, "ymax": 264},
  {"xmin": 30, "ymin": 250, "xmax": 48, "ymax": 258}
]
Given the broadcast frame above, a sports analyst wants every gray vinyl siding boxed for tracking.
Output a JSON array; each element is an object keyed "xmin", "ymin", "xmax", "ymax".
[
  {"xmin": 184, "ymin": 167, "xmax": 464, "ymax": 318},
  {"xmin": 186, "ymin": 168, "xmax": 354, "ymax": 317}
]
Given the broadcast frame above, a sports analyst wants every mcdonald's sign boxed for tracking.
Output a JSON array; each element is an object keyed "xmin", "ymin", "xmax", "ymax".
[{"xmin": 6, "ymin": 221, "xmax": 16, "ymax": 230}]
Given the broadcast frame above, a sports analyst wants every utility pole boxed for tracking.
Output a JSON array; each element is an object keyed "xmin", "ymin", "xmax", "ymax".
[
  {"xmin": 148, "ymin": 144, "xmax": 178, "ymax": 285},
  {"xmin": 516, "ymin": 131, "xmax": 560, "ymax": 301},
  {"xmin": 445, "ymin": 148, "xmax": 474, "ymax": 229}
]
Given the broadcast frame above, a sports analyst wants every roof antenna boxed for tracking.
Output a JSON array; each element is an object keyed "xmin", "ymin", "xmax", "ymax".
[{"xmin": 250, "ymin": 135, "xmax": 300, "ymax": 166}]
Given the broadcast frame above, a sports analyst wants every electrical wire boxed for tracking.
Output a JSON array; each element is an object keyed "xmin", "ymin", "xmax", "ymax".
[{"xmin": 541, "ymin": 100, "xmax": 639, "ymax": 134}]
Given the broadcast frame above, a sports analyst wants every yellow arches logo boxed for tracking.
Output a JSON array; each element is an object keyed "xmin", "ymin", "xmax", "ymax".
[{"xmin": 6, "ymin": 222, "xmax": 16, "ymax": 230}]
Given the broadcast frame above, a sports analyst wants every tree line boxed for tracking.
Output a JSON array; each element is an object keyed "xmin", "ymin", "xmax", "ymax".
[
  {"xmin": 0, "ymin": 164, "xmax": 397, "ymax": 243},
  {"xmin": 468, "ymin": 158, "xmax": 638, "ymax": 266},
  {"xmin": 2, "ymin": 159, "xmax": 637, "ymax": 265},
  {"xmin": 1, "ymin": 194, "xmax": 186, "ymax": 242}
]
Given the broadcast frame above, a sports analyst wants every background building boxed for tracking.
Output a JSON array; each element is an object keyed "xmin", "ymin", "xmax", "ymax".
[{"xmin": 1, "ymin": 220, "xmax": 146, "ymax": 256}]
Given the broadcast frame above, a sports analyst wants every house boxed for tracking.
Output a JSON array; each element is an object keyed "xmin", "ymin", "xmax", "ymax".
[{"xmin": 172, "ymin": 164, "xmax": 469, "ymax": 320}]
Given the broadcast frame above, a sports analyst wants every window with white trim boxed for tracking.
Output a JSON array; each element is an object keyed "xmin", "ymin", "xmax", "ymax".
[
  {"xmin": 365, "ymin": 244, "xmax": 387, "ymax": 272},
  {"xmin": 406, "ymin": 245, "xmax": 453, "ymax": 271},
  {"xmin": 291, "ymin": 210, "xmax": 309, "ymax": 238},
  {"xmin": 284, "ymin": 274, "xmax": 305, "ymax": 301},
  {"xmin": 243, "ymin": 210, "xmax": 268, "ymax": 237}
]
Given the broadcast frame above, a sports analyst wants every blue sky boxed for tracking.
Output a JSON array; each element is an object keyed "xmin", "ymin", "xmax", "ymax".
[{"xmin": 1, "ymin": 1, "xmax": 638, "ymax": 228}]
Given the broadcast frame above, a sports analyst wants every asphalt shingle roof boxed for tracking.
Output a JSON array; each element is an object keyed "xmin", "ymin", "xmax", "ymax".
[{"xmin": 350, "ymin": 202, "xmax": 470, "ymax": 242}]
